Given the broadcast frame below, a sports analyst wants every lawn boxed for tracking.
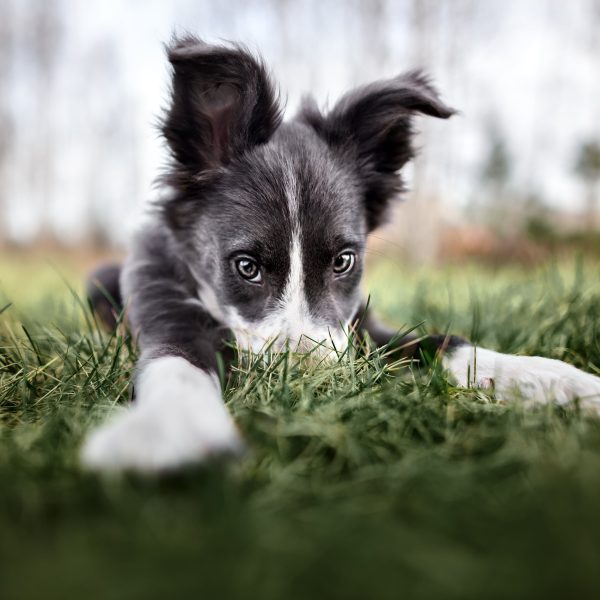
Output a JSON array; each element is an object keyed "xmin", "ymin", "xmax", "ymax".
[{"xmin": 1, "ymin": 254, "xmax": 600, "ymax": 599}]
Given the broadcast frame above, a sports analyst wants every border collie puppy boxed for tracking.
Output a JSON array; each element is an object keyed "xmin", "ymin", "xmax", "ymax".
[{"xmin": 83, "ymin": 36, "xmax": 600, "ymax": 471}]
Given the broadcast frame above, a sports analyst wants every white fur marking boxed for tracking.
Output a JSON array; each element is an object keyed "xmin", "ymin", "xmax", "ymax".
[
  {"xmin": 444, "ymin": 346, "xmax": 600, "ymax": 412},
  {"xmin": 278, "ymin": 231, "xmax": 312, "ymax": 340},
  {"xmin": 197, "ymin": 281, "xmax": 226, "ymax": 322},
  {"xmin": 81, "ymin": 357, "xmax": 243, "ymax": 471}
]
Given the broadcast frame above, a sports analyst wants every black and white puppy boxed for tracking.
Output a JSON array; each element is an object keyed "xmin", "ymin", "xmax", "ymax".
[{"xmin": 82, "ymin": 36, "xmax": 600, "ymax": 471}]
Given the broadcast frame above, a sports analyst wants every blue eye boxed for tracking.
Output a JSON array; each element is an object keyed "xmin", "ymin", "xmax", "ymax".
[
  {"xmin": 235, "ymin": 257, "xmax": 262, "ymax": 283},
  {"xmin": 333, "ymin": 251, "xmax": 355, "ymax": 275}
]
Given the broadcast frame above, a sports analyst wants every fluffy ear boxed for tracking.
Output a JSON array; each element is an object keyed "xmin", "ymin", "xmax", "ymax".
[
  {"xmin": 298, "ymin": 71, "xmax": 455, "ymax": 230},
  {"xmin": 162, "ymin": 36, "xmax": 283, "ymax": 174}
]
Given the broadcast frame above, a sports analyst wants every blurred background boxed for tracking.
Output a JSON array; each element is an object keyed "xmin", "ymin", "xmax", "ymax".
[
  {"xmin": 4, "ymin": 5, "xmax": 600, "ymax": 594},
  {"xmin": 0, "ymin": 0, "xmax": 600, "ymax": 274}
]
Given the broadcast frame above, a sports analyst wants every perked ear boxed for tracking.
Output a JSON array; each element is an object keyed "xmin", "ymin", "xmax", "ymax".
[
  {"xmin": 162, "ymin": 36, "xmax": 283, "ymax": 174},
  {"xmin": 299, "ymin": 71, "xmax": 455, "ymax": 230}
]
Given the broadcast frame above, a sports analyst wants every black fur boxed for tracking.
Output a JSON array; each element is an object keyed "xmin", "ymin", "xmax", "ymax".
[
  {"xmin": 86, "ymin": 263, "xmax": 122, "ymax": 331},
  {"xmin": 160, "ymin": 36, "xmax": 283, "ymax": 225},
  {"xmin": 298, "ymin": 72, "xmax": 455, "ymax": 229}
]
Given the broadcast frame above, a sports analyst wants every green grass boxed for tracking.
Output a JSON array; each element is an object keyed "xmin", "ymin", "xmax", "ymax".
[{"xmin": 1, "ymin": 257, "xmax": 600, "ymax": 599}]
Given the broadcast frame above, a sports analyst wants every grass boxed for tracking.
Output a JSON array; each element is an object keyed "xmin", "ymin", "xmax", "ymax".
[{"xmin": 1, "ymin": 255, "xmax": 600, "ymax": 599}]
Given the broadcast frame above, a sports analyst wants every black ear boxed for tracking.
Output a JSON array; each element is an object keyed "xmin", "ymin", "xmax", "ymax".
[
  {"xmin": 162, "ymin": 36, "xmax": 283, "ymax": 174},
  {"xmin": 299, "ymin": 71, "xmax": 455, "ymax": 230}
]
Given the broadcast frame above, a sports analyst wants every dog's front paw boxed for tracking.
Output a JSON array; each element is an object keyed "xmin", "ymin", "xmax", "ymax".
[
  {"xmin": 491, "ymin": 361, "xmax": 600, "ymax": 410},
  {"xmin": 81, "ymin": 357, "xmax": 244, "ymax": 472},
  {"xmin": 445, "ymin": 346, "xmax": 600, "ymax": 413},
  {"xmin": 81, "ymin": 396, "xmax": 244, "ymax": 472}
]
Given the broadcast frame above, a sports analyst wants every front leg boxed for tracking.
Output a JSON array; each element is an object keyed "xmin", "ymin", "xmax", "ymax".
[
  {"xmin": 81, "ymin": 228, "xmax": 243, "ymax": 472},
  {"xmin": 359, "ymin": 306, "xmax": 600, "ymax": 412},
  {"xmin": 81, "ymin": 355, "xmax": 243, "ymax": 471},
  {"xmin": 444, "ymin": 346, "xmax": 600, "ymax": 412}
]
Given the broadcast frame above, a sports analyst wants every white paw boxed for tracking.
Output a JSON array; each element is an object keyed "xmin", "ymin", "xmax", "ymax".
[
  {"xmin": 444, "ymin": 346, "xmax": 600, "ymax": 413},
  {"xmin": 81, "ymin": 357, "xmax": 244, "ymax": 472}
]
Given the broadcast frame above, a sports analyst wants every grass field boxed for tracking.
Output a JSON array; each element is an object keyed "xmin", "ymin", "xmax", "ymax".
[{"xmin": 1, "ymin": 253, "xmax": 600, "ymax": 599}]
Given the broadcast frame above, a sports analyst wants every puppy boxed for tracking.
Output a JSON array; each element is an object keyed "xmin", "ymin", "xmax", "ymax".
[{"xmin": 82, "ymin": 36, "xmax": 600, "ymax": 471}]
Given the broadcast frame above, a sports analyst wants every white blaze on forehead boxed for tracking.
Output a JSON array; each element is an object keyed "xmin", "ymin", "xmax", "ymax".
[
  {"xmin": 267, "ymin": 167, "xmax": 334, "ymax": 348},
  {"xmin": 278, "ymin": 230, "xmax": 311, "ymax": 340},
  {"xmin": 278, "ymin": 166, "xmax": 310, "ymax": 338}
]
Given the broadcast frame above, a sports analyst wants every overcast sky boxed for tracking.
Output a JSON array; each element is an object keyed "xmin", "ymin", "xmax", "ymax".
[{"xmin": 1, "ymin": 0, "xmax": 599, "ymax": 244}]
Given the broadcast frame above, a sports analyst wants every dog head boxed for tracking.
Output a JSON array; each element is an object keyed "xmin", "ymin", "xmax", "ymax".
[{"xmin": 160, "ymin": 36, "xmax": 454, "ymax": 354}]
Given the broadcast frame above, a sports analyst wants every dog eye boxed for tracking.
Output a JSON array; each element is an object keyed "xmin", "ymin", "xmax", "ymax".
[
  {"xmin": 235, "ymin": 257, "xmax": 262, "ymax": 283},
  {"xmin": 333, "ymin": 251, "xmax": 355, "ymax": 276}
]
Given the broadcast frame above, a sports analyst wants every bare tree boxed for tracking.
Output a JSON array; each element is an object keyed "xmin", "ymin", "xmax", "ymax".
[
  {"xmin": 0, "ymin": 0, "xmax": 15, "ymax": 243},
  {"xmin": 84, "ymin": 40, "xmax": 140, "ymax": 247},
  {"xmin": 574, "ymin": 140, "xmax": 600, "ymax": 229},
  {"xmin": 481, "ymin": 128, "xmax": 511, "ymax": 202},
  {"xmin": 28, "ymin": 0, "xmax": 63, "ymax": 242},
  {"xmin": 399, "ymin": 0, "xmax": 440, "ymax": 264}
]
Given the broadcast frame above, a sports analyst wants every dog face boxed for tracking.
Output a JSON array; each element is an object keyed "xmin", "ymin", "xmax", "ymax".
[
  {"xmin": 160, "ymin": 37, "xmax": 454, "ymax": 353},
  {"xmin": 190, "ymin": 124, "xmax": 367, "ymax": 353}
]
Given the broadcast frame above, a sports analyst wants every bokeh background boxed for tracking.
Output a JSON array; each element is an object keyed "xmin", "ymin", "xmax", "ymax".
[
  {"xmin": 3, "ymin": 5, "xmax": 600, "ymax": 597},
  {"xmin": 1, "ymin": 0, "xmax": 600, "ymax": 285}
]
